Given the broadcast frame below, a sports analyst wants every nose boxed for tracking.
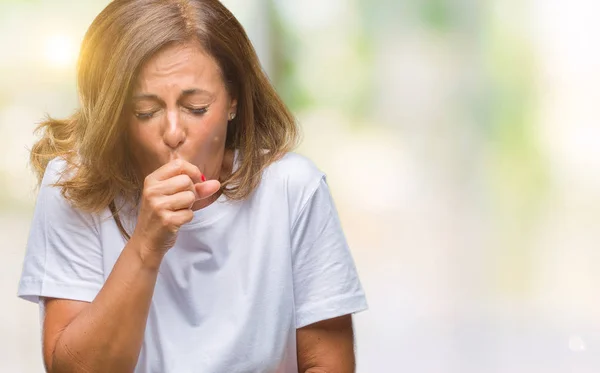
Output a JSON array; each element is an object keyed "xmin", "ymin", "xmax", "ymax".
[{"xmin": 163, "ymin": 109, "xmax": 186, "ymax": 150}]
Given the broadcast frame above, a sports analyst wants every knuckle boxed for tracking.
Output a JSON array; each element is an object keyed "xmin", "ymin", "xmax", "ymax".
[
  {"xmin": 185, "ymin": 190, "xmax": 195, "ymax": 203},
  {"xmin": 143, "ymin": 175, "xmax": 153, "ymax": 187},
  {"xmin": 148, "ymin": 198, "xmax": 160, "ymax": 211},
  {"xmin": 158, "ymin": 212, "xmax": 171, "ymax": 228},
  {"xmin": 142, "ymin": 185, "xmax": 154, "ymax": 199},
  {"xmin": 178, "ymin": 174, "xmax": 191, "ymax": 188},
  {"xmin": 173, "ymin": 159, "xmax": 183, "ymax": 170}
]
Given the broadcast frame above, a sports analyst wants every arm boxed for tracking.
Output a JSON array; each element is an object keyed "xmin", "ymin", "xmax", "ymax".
[
  {"xmin": 290, "ymin": 175, "xmax": 367, "ymax": 373},
  {"xmin": 297, "ymin": 315, "xmax": 356, "ymax": 373},
  {"xmin": 43, "ymin": 236, "xmax": 162, "ymax": 373},
  {"xmin": 41, "ymin": 159, "xmax": 220, "ymax": 373}
]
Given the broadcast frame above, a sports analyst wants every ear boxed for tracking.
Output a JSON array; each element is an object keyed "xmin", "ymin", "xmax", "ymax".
[{"xmin": 228, "ymin": 98, "xmax": 238, "ymax": 117}]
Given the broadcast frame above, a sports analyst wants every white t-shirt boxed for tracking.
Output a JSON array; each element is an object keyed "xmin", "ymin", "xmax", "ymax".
[{"xmin": 17, "ymin": 152, "xmax": 367, "ymax": 373}]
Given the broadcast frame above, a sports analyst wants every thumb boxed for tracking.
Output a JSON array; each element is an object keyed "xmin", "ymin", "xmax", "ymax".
[{"xmin": 194, "ymin": 180, "xmax": 221, "ymax": 200}]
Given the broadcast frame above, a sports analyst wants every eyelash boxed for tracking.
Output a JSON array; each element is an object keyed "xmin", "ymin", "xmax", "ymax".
[
  {"xmin": 135, "ymin": 112, "xmax": 155, "ymax": 120},
  {"xmin": 134, "ymin": 107, "xmax": 208, "ymax": 120},
  {"xmin": 189, "ymin": 107, "xmax": 208, "ymax": 116}
]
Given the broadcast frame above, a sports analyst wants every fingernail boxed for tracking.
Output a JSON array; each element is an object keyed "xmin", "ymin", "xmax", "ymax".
[{"xmin": 201, "ymin": 174, "xmax": 206, "ymax": 182}]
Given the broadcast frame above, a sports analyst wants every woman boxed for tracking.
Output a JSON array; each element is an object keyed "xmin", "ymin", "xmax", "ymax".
[{"xmin": 17, "ymin": 0, "xmax": 367, "ymax": 372}]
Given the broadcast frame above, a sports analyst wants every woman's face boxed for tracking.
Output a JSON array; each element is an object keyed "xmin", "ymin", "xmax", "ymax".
[{"xmin": 127, "ymin": 42, "xmax": 237, "ymax": 180}]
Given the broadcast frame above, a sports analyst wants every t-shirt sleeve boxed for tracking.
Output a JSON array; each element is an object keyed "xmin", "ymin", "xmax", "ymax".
[
  {"xmin": 291, "ymin": 175, "xmax": 368, "ymax": 328},
  {"xmin": 17, "ymin": 159, "xmax": 104, "ymax": 304}
]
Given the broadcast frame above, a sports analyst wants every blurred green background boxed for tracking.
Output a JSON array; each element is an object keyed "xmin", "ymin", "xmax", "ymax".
[{"xmin": 2, "ymin": 0, "xmax": 600, "ymax": 372}]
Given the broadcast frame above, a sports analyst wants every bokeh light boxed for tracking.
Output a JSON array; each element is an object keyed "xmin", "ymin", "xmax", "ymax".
[{"xmin": 44, "ymin": 33, "xmax": 77, "ymax": 67}]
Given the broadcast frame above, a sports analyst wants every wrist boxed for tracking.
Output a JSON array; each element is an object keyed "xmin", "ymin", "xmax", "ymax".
[{"xmin": 128, "ymin": 234, "xmax": 165, "ymax": 270}]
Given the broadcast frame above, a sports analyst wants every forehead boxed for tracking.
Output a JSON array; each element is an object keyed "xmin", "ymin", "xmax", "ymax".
[{"xmin": 134, "ymin": 42, "xmax": 223, "ymax": 92}]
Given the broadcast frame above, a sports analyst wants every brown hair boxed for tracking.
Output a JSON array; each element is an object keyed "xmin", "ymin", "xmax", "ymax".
[{"xmin": 30, "ymin": 0, "xmax": 298, "ymax": 238}]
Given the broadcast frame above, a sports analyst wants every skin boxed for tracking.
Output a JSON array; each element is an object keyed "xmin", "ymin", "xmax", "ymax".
[
  {"xmin": 127, "ymin": 42, "xmax": 235, "ymax": 208},
  {"xmin": 41, "ymin": 42, "xmax": 356, "ymax": 373}
]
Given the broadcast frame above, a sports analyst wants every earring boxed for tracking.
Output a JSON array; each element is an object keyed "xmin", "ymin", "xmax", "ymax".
[{"xmin": 229, "ymin": 113, "xmax": 236, "ymax": 120}]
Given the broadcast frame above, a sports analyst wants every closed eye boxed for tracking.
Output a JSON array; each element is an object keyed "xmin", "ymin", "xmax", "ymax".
[
  {"xmin": 188, "ymin": 107, "xmax": 208, "ymax": 116},
  {"xmin": 135, "ymin": 111, "xmax": 157, "ymax": 120}
]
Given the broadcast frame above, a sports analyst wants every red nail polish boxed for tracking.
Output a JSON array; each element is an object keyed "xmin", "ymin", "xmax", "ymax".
[{"xmin": 201, "ymin": 174, "xmax": 206, "ymax": 182}]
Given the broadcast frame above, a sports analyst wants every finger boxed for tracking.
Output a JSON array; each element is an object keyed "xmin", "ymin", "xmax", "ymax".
[
  {"xmin": 151, "ymin": 174, "xmax": 196, "ymax": 196},
  {"xmin": 166, "ymin": 209, "xmax": 195, "ymax": 227},
  {"xmin": 148, "ymin": 159, "xmax": 203, "ymax": 185},
  {"xmin": 162, "ymin": 190, "xmax": 197, "ymax": 211},
  {"xmin": 194, "ymin": 180, "xmax": 221, "ymax": 200}
]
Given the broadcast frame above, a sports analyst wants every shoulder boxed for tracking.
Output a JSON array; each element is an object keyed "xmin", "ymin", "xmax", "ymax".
[
  {"xmin": 41, "ymin": 157, "xmax": 73, "ymax": 187},
  {"xmin": 259, "ymin": 152, "xmax": 327, "ymax": 215},
  {"xmin": 264, "ymin": 152, "xmax": 324, "ymax": 181},
  {"xmin": 36, "ymin": 157, "xmax": 99, "ymax": 224},
  {"xmin": 263, "ymin": 152, "xmax": 325, "ymax": 193}
]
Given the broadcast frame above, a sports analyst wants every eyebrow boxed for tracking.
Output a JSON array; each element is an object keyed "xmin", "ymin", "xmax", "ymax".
[{"xmin": 131, "ymin": 89, "xmax": 215, "ymax": 101}]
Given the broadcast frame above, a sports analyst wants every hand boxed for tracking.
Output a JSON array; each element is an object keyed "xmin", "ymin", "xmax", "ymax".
[{"xmin": 132, "ymin": 159, "xmax": 221, "ymax": 261}]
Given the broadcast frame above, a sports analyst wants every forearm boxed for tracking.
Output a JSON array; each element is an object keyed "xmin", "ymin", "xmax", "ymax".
[{"xmin": 51, "ymin": 237, "xmax": 163, "ymax": 373}]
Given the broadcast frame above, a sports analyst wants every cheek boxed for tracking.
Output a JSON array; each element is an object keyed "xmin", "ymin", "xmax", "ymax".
[
  {"xmin": 129, "ymin": 125, "xmax": 147, "ymax": 149},
  {"xmin": 128, "ymin": 121, "xmax": 159, "ymax": 156},
  {"xmin": 190, "ymin": 112, "xmax": 228, "ymax": 142}
]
